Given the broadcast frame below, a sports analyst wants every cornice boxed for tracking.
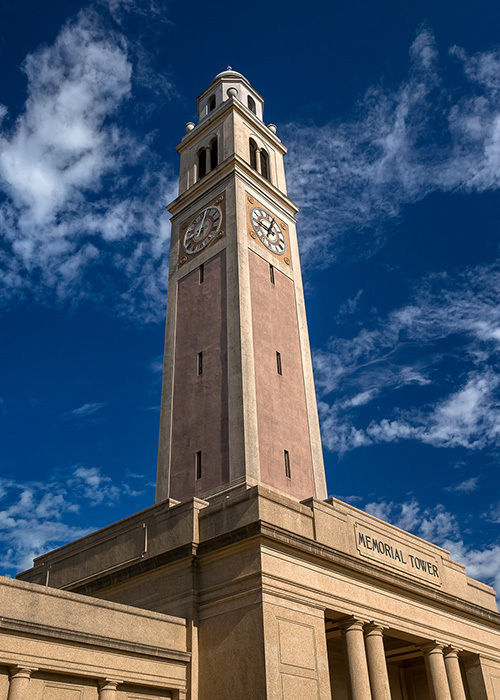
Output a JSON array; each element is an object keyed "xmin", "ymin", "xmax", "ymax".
[
  {"xmin": 0, "ymin": 616, "xmax": 191, "ymax": 662},
  {"xmin": 60, "ymin": 517, "xmax": 500, "ymax": 632}
]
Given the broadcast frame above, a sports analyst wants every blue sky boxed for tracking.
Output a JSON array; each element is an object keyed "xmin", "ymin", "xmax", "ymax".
[{"xmin": 1, "ymin": 0, "xmax": 500, "ymax": 595}]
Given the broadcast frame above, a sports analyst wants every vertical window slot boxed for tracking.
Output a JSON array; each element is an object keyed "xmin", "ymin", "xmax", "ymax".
[
  {"xmin": 269, "ymin": 264, "xmax": 275, "ymax": 284},
  {"xmin": 197, "ymin": 351, "xmax": 203, "ymax": 376},
  {"xmin": 199, "ymin": 263, "xmax": 204, "ymax": 284},
  {"xmin": 276, "ymin": 351, "xmax": 282, "ymax": 376},
  {"xmin": 195, "ymin": 451, "xmax": 202, "ymax": 480},
  {"xmin": 284, "ymin": 450, "xmax": 291, "ymax": 478}
]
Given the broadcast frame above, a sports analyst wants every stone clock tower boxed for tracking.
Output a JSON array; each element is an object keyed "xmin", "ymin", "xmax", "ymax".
[{"xmin": 156, "ymin": 68, "xmax": 327, "ymax": 504}]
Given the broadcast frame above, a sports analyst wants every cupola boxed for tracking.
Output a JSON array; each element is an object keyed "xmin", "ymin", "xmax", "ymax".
[{"xmin": 197, "ymin": 67, "xmax": 265, "ymax": 122}]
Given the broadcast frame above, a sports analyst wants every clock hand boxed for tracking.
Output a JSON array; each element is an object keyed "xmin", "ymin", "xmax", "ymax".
[{"xmin": 195, "ymin": 209, "xmax": 208, "ymax": 238}]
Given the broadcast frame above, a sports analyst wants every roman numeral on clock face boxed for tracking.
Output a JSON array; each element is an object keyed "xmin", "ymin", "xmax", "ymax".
[{"xmin": 250, "ymin": 206, "xmax": 287, "ymax": 256}]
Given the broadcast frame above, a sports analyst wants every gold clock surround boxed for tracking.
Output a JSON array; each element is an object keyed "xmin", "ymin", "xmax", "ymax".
[
  {"xmin": 246, "ymin": 193, "xmax": 291, "ymax": 266},
  {"xmin": 179, "ymin": 191, "xmax": 226, "ymax": 266}
]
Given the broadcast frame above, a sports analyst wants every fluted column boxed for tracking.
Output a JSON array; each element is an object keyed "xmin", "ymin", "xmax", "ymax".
[
  {"xmin": 443, "ymin": 648, "xmax": 467, "ymax": 700},
  {"xmin": 364, "ymin": 624, "xmax": 392, "ymax": 700},
  {"xmin": 7, "ymin": 667, "xmax": 36, "ymax": 700},
  {"xmin": 423, "ymin": 643, "xmax": 452, "ymax": 700},
  {"xmin": 98, "ymin": 680, "xmax": 120, "ymax": 700},
  {"xmin": 340, "ymin": 619, "xmax": 373, "ymax": 700}
]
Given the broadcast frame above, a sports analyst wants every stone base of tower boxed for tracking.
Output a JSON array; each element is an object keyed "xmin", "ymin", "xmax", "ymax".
[{"xmin": 14, "ymin": 486, "xmax": 500, "ymax": 700}]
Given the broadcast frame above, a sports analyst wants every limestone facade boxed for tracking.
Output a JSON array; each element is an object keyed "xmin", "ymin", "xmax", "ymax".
[
  {"xmin": 16, "ymin": 486, "xmax": 500, "ymax": 699},
  {"xmin": 0, "ymin": 576, "xmax": 189, "ymax": 699}
]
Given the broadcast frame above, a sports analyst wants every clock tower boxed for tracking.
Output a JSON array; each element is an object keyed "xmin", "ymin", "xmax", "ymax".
[{"xmin": 156, "ymin": 68, "xmax": 327, "ymax": 504}]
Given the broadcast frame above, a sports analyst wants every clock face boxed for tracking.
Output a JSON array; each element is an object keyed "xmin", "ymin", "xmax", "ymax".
[
  {"xmin": 183, "ymin": 206, "xmax": 222, "ymax": 254},
  {"xmin": 250, "ymin": 206, "xmax": 287, "ymax": 255}
]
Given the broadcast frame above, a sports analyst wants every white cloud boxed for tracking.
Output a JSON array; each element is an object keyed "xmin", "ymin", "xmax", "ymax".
[
  {"xmin": 284, "ymin": 30, "xmax": 500, "ymax": 265},
  {"xmin": 446, "ymin": 476, "xmax": 480, "ymax": 494},
  {"xmin": 71, "ymin": 465, "xmax": 120, "ymax": 504},
  {"xmin": 316, "ymin": 263, "xmax": 500, "ymax": 455},
  {"xmin": 0, "ymin": 464, "xmax": 149, "ymax": 573},
  {"xmin": 0, "ymin": 8, "xmax": 176, "ymax": 320},
  {"xmin": 67, "ymin": 402, "xmax": 106, "ymax": 418}
]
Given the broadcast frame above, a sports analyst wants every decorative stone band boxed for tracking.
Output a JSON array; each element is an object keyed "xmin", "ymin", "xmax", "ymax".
[{"xmin": 354, "ymin": 523, "xmax": 441, "ymax": 586}]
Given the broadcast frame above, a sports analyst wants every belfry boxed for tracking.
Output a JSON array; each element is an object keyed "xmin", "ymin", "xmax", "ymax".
[{"xmin": 2, "ymin": 70, "xmax": 500, "ymax": 700}]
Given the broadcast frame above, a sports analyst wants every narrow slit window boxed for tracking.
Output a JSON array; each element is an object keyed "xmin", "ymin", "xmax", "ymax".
[
  {"xmin": 197, "ymin": 351, "xmax": 203, "ymax": 376},
  {"xmin": 284, "ymin": 450, "xmax": 291, "ymax": 478},
  {"xmin": 269, "ymin": 264, "xmax": 275, "ymax": 284},
  {"xmin": 248, "ymin": 95, "xmax": 256, "ymax": 114},
  {"xmin": 199, "ymin": 263, "xmax": 204, "ymax": 284},
  {"xmin": 208, "ymin": 95, "xmax": 216, "ymax": 112},
  {"xmin": 195, "ymin": 451, "xmax": 202, "ymax": 480},
  {"xmin": 276, "ymin": 351, "xmax": 282, "ymax": 375}
]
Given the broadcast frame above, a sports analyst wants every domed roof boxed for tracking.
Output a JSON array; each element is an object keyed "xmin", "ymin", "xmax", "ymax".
[{"xmin": 210, "ymin": 67, "xmax": 250, "ymax": 85}]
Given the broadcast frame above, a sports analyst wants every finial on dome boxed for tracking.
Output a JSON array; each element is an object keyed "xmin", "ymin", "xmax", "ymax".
[{"xmin": 227, "ymin": 66, "xmax": 232, "ymax": 71}]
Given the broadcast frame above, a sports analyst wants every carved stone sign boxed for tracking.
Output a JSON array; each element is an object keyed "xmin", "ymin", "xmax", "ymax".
[{"xmin": 354, "ymin": 523, "xmax": 441, "ymax": 586}]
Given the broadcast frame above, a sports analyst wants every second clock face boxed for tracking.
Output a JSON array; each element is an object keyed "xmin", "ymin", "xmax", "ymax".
[
  {"xmin": 183, "ymin": 206, "xmax": 222, "ymax": 254},
  {"xmin": 250, "ymin": 206, "xmax": 287, "ymax": 255}
]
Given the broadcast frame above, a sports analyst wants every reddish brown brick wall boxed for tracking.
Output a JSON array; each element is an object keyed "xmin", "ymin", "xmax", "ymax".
[
  {"xmin": 249, "ymin": 250, "xmax": 315, "ymax": 499},
  {"xmin": 170, "ymin": 250, "xmax": 229, "ymax": 501}
]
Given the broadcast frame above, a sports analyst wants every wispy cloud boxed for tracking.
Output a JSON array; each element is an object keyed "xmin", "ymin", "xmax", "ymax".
[
  {"xmin": 284, "ymin": 29, "xmax": 500, "ymax": 265},
  {"xmin": 0, "ymin": 6, "xmax": 176, "ymax": 320},
  {"xmin": 316, "ymin": 263, "xmax": 500, "ymax": 455},
  {"xmin": 66, "ymin": 402, "xmax": 107, "ymax": 418},
  {"xmin": 446, "ymin": 476, "xmax": 480, "ymax": 494},
  {"xmin": 0, "ymin": 465, "xmax": 150, "ymax": 572}
]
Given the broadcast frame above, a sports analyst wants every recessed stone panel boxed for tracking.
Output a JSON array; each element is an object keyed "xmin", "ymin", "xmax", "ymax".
[
  {"xmin": 43, "ymin": 682, "xmax": 83, "ymax": 700},
  {"xmin": 280, "ymin": 674, "xmax": 319, "ymax": 700},
  {"xmin": 278, "ymin": 619, "xmax": 316, "ymax": 670}
]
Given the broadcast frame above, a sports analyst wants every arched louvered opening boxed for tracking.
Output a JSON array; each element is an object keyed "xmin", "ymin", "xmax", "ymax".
[
  {"xmin": 208, "ymin": 95, "xmax": 216, "ymax": 112},
  {"xmin": 198, "ymin": 148, "xmax": 207, "ymax": 180},
  {"xmin": 209, "ymin": 137, "xmax": 218, "ymax": 170},
  {"xmin": 248, "ymin": 96, "xmax": 256, "ymax": 114},
  {"xmin": 260, "ymin": 149, "xmax": 269, "ymax": 181},
  {"xmin": 249, "ymin": 138, "xmax": 258, "ymax": 171}
]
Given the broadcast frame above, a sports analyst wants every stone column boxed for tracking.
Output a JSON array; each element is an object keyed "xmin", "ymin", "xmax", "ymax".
[
  {"xmin": 98, "ymin": 679, "xmax": 120, "ymax": 700},
  {"xmin": 364, "ymin": 624, "xmax": 392, "ymax": 700},
  {"xmin": 255, "ymin": 148, "xmax": 262, "ymax": 174},
  {"xmin": 205, "ymin": 146, "xmax": 211, "ymax": 174},
  {"xmin": 422, "ymin": 643, "xmax": 452, "ymax": 700},
  {"xmin": 443, "ymin": 648, "xmax": 467, "ymax": 700},
  {"xmin": 7, "ymin": 667, "xmax": 36, "ymax": 700},
  {"xmin": 340, "ymin": 619, "xmax": 373, "ymax": 700}
]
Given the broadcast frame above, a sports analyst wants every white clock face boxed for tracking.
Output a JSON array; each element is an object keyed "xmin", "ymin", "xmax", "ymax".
[
  {"xmin": 183, "ymin": 206, "xmax": 222, "ymax": 254},
  {"xmin": 250, "ymin": 207, "xmax": 286, "ymax": 255}
]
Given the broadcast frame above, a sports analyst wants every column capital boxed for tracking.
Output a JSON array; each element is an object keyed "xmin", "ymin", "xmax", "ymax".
[
  {"xmin": 422, "ymin": 641, "xmax": 446, "ymax": 655},
  {"xmin": 98, "ymin": 679, "xmax": 121, "ymax": 691},
  {"xmin": 364, "ymin": 622, "xmax": 386, "ymax": 636},
  {"xmin": 9, "ymin": 667, "xmax": 37, "ymax": 680},
  {"xmin": 338, "ymin": 617, "xmax": 366, "ymax": 632},
  {"xmin": 443, "ymin": 646, "xmax": 463, "ymax": 658}
]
